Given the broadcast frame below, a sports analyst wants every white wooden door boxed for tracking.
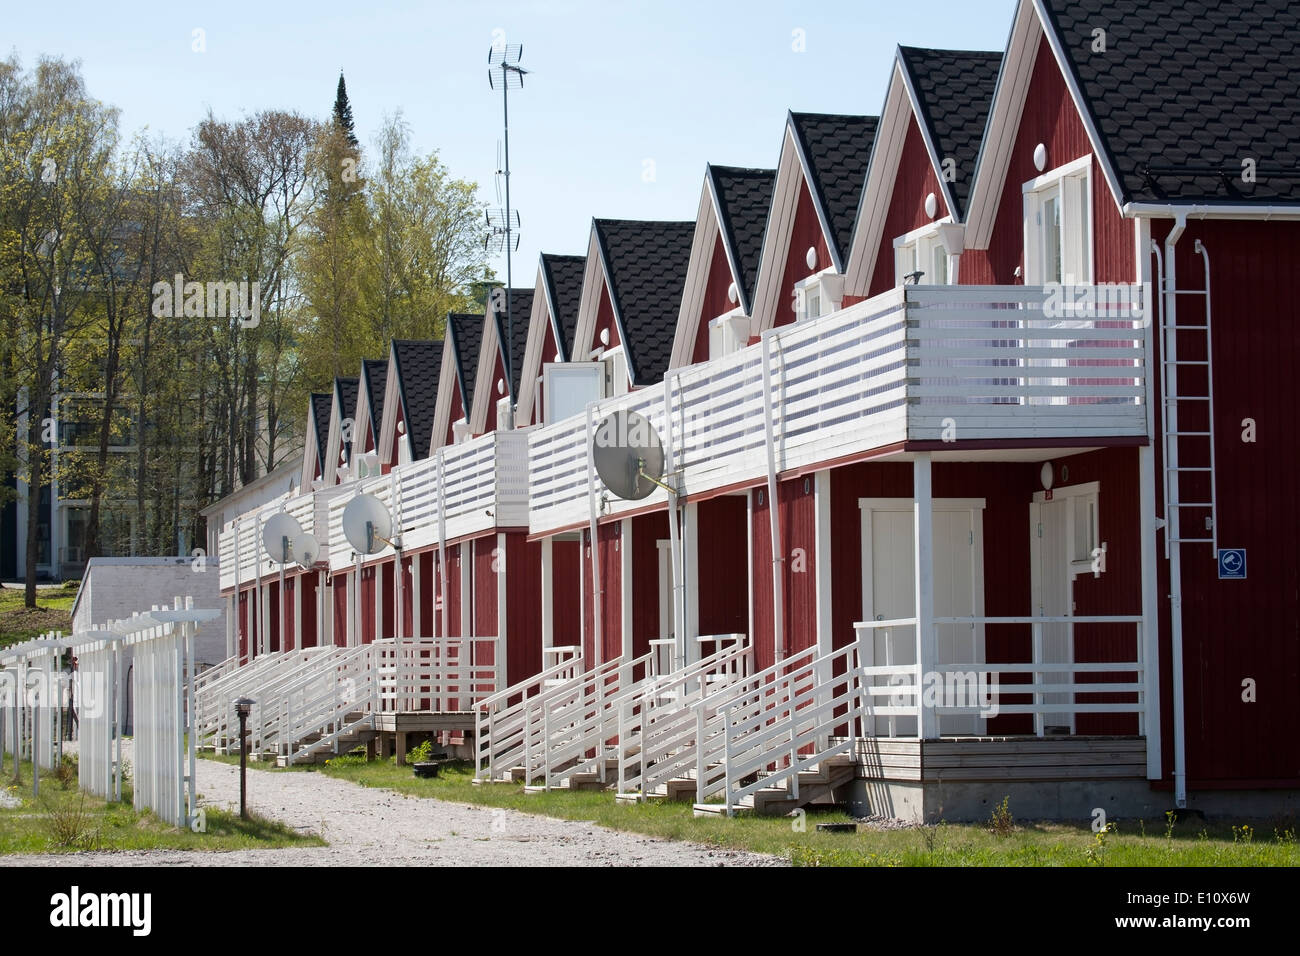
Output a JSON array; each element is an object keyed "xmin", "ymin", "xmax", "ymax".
[{"xmin": 860, "ymin": 498, "xmax": 985, "ymax": 737}]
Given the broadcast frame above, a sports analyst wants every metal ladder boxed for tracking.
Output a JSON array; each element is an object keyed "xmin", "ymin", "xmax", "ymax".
[{"xmin": 1157, "ymin": 239, "xmax": 1218, "ymax": 560}]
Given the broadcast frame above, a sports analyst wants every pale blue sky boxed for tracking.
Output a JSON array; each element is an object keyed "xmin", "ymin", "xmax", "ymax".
[{"xmin": 7, "ymin": 0, "xmax": 1015, "ymax": 288}]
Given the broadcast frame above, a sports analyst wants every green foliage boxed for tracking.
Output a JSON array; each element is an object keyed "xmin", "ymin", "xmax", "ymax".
[{"xmin": 987, "ymin": 795, "xmax": 1015, "ymax": 837}]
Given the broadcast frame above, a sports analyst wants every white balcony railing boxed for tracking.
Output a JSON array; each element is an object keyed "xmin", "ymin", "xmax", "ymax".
[{"xmin": 527, "ymin": 283, "xmax": 1146, "ymax": 533}]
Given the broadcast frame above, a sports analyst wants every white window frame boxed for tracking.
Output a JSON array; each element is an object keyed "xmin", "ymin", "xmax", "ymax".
[
  {"xmin": 600, "ymin": 346, "xmax": 630, "ymax": 397},
  {"xmin": 1031, "ymin": 480, "xmax": 1101, "ymax": 581},
  {"xmin": 542, "ymin": 361, "xmax": 604, "ymax": 424},
  {"xmin": 893, "ymin": 217, "xmax": 955, "ymax": 287},
  {"xmin": 1022, "ymin": 155, "xmax": 1093, "ymax": 287},
  {"xmin": 708, "ymin": 307, "xmax": 751, "ymax": 360},
  {"xmin": 793, "ymin": 267, "xmax": 844, "ymax": 322}
]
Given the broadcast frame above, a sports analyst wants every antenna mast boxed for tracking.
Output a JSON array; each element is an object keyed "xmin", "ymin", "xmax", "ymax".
[{"xmin": 487, "ymin": 42, "xmax": 528, "ymax": 395}]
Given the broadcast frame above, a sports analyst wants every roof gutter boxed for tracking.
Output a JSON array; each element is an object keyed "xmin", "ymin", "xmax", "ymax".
[{"xmin": 1124, "ymin": 202, "xmax": 1300, "ymax": 221}]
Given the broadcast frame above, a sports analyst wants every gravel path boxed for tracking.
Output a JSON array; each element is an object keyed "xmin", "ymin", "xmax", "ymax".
[{"xmin": 2, "ymin": 743, "xmax": 784, "ymax": 867}]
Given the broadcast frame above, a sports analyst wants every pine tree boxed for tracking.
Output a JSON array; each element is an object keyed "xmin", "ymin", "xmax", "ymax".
[{"xmin": 333, "ymin": 72, "xmax": 358, "ymax": 147}]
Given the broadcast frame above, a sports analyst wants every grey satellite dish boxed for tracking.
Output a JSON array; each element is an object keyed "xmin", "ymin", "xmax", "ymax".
[
  {"xmin": 592, "ymin": 410, "xmax": 666, "ymax": 501},
  {"xmin": 295, "ymin": 533, "xmax": 321, "ymax": 569},
  {"xmin": 262, "ymin": 512, "xmax": 304, "ymax": 564},
  {"xmin": 342, "ymin": 493, "xmax": 393, "ymax": 555}
]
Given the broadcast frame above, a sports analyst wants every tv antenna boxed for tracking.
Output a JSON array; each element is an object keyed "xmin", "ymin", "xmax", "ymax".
[{"xmin": 488, "ymin": 40, "xmax": 528, "ymax": 394}]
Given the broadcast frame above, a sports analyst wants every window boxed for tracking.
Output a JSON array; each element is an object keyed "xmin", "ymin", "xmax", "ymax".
[
  {"xmin": 1023, "ymin": 156, "xmax": 1092, "ymax": 286},
  {"xmin": 893, "ymin": 222, "xmax": 953, "ymax": 286},
  {"xmin": 543, "ymin": 362, "xmax": 604, "ymax": 424},
  {"xmin": 708, "ymin": 309, "xmax": 751, "ymax": 360},
  {"xmin": 793, "ymin": 269, "xmax": 843, "ymax": 322}
]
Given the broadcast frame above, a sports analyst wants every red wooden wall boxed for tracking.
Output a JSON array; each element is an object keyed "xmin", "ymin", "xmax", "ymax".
[
  {"xmin": 1148, "ymin": 218, "xmax": 1300, "ymax": 786},
  {"xmin": 552, "ymin": 539, "xmax": 582, "ymax": 646},
  {"xmin": 695, "ymin": 495, "xmax": 749, "ymax": 639},
  {"xmin": 299, "ymin": 572, "xmax": 318, "ymax": 648},
  {"xmin": 505, "ymin": 532, "xmax": 543, "ymax": 685},
  {"xmin": 631, "ymin": 511, "xmax": 669, "ymax": 661},
  {"xmin": 473, "ymin": 536, "xmax": 496, "ymax": 670},
  {"xmin": 360, "ymin": 566, "xmax": 376, "ymax": 644}
]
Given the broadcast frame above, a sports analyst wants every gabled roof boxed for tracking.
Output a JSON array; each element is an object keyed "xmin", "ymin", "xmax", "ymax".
[
  {"xmin": 334, "ymin": 376, "xmax": 359, "ymax": 461},
  {"xmin": 593, "ymin": 218, "xmax": 695, "ymax": 386},
  {"xmin": 360, "ymin": 358, "xmax": 388, "ymax": 446},
  {"xmin": 708, "ymin": 166, "xmax": 776, "ymax": 312},
  {"xmin": 539, "ymin": 254, "xmax": 586, "ymax": 362},
  {"xmin": 1039, "ymin": 0, "xmax": 1300, "ymax": 205},
  {"xmin": 490, "ymin": 287, "xmax": 535, "ymax": 401},
  {"xmin": 447, "ymin": 313, "xmax": 485, "ymax": 412},
  {"xmin": 308, "ymin": 392, "xmax": 332, "ymax": 473},
  {"xmin": 898, "ymin": 47, "xmax": 1002, "ymax": 218},
  {"xmin": 788, "ymin": 112, "xmax": 878, "ymax": 267},
  {"xmin": 390, "ymin": 339, "xmax": 442, "ymax": 461}
]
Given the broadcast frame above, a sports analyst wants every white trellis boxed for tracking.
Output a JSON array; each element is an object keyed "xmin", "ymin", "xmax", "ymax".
[{"xmin": 2, "ymin": 597, "xmax": 218, "ymax": 829}]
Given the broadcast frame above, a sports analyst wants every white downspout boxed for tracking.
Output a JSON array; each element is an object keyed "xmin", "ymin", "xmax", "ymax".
[
  {"xmin": 663, "ymin": 374, "xmax": 687, "ymax": 672},
  {"xmin": 760, "ymin": 330, "xmax": 785, "ymax": 662},
  {"xmin": 1161, "ymin": 211, "xmax": 1189, "ymax": 810},
  {"xmin": 437, "ymin": 449, "xmax": 449, "ymax": 641},
  {"xmin": 585, "ymin": 405, "xmax": 604, "ymax": 667}
]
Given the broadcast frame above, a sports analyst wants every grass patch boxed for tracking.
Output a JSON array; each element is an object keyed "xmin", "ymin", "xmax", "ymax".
[
  {"xmin": 0, "ymin": 583, "xmax": 77, "ymax": 646},
  {"xmin": 280, "ymin": 754, "xmax": 1298, "ymax": 866},
  {"xmin": 0, "ymin": 756, "xmax": 324, "ymax": 855}
]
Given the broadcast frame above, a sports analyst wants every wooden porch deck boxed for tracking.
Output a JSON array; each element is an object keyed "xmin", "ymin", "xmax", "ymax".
[{"xmin": 853, "ymin": 736, "xmax": 1147, "ymax": 782}]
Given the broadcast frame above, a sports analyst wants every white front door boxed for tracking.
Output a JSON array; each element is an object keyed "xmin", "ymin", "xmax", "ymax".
[{"xmin": 860, "ymin": 498, "xmax": 985, "ymax": 737}]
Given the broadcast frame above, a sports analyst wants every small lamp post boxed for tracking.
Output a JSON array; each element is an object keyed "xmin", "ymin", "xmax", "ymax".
[{"xmin": 234, "ymin": 697, "xmax": 254, "ymax": 820}]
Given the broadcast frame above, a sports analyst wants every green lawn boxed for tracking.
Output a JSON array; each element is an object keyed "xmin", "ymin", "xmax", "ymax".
[
  {"xmin": 0, "ymin": 582, "xmax": 78, "ymax": 647},
  {"xmin": 197, "ymin": 750, "xmax": 1300, "ymax": 866},
  {"xmin": 0, "ymin": 757, "xmax": 325, "ymax": 855}
]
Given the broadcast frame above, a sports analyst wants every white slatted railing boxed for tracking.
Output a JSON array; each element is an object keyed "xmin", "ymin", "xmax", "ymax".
[
  {"xmin": 475, "ymin": 646, "xmax": 584, "ymax": 782},
  {"xmin": 527, "ymin": 285, "xmax": 1146, "ymax": 533},
  {"xmin": 616, "ymin": 636, "xmax": 751, "ymax": 797}
]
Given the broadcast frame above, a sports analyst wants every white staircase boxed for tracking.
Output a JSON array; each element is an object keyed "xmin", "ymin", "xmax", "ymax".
[
  {"xmin": 614, "ymin": 636, "xmax": 750, "ymax": 800},
  {"xmin": 195, "ymin": 647, "xmax": 332, "ymax": 753},
  {"xmin": 474, "ymin": 647, "xmax": 584, "ymax": 783}
]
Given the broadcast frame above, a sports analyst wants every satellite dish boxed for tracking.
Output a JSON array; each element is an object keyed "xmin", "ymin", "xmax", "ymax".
[
  {"xmin": 592, "ymin": 410, "xmax": 666, "ymax": 501},
  {"xmin": 295, "ymin": 533, "xmax": 321, "ymax": 569},
  {"xmin": 262, "ymin": 512, "xmax": 303, "ymax": 564},
  {"xmin": 342, "ymin": 493, "xmax": 393, "ymax": 555}
]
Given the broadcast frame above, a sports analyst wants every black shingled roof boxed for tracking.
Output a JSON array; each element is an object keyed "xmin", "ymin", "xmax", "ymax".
[
  {"xmin": 360, "ymin": 358, "xmax": 388, "ymax": 445},
  {"xmin": 708, "ymin": 166, "xmax": 776, "ymax": 312},
  {"xmin": 899, "ymin": 47, "xmax": 1002, "ymax": 218},
  {"xmin": 540, "ymin": 254, "xmax": 586, "ymax": 362},
  {"xmin": 447, "ymin": 313, "xmax": 485, "ymax": 413},
  {"xmin": 334, "ymin": 376, "xmax": 358, "ymax": 463},
  {"xmin": 391, "ymin": 340, "xmax": 442, "ymax": 461},
  {"xmin": 594, "ymin": 219, "xmax": 696, "ymax": 387},
  {"xmin": 1041, "ymin": 0, "xmax": 1300, "ymax": 204},
  {"xmin": 489, "ymin": 288, "xmax": 535, "ymax": 401},
  {"xmin": 788, "ymin": 113, "xmax": 878, "ymax": 267},
  {"xmin": 309, "ymin": 392, "xmax": 332, "ymax": 473}
]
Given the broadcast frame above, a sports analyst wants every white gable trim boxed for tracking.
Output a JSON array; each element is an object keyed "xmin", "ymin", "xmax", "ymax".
[
  {"xmin": 750, "ymin": 127, "xmax": 805, "ymax": 333},
  {"xmin": 299, "ymin": 402, "xmax": 321, "ymax": 491},
  {"xmin": 516, "ymin": 259, "xmax": 554, "ymax": 426},
  {"xmin": 844, "ymin": 62, "xmax": 912, "ymax": 296},
  {"xmin": 429, "ymin": 329, "xmax": 462, "ymax": 455},
  {"xmin": 668, "ymin": 183, "xmax": 721, "ymax": 371},
  {"xmin": 469, "ymin": 306, "xmax": 503, "ymax": 435},
  {"xmin": 377, "ymin": 345, "xmax": 404, "ymax": 468}
]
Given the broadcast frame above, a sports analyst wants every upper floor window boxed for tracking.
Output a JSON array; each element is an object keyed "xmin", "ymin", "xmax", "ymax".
[
  {"xmin": 543, "ymin": 362, "xmax": 603, "ymax": 424},
  {"xmin": 709, "ymin": 309, "xmax": 750, "ymax": 360},
  {"xmin": 793, "ymin": 268, "xmax": 843, "ymax": 322},
  {"xmin": 1023, "ymin": 156, "xmax": 1092, "ymax": 286},
  {"xmin": 894, "ymin": 221, "xmax": 953, "ymax": 286}
]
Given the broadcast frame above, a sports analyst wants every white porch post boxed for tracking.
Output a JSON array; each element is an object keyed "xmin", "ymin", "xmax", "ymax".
[
  {"xmin": 684, "ymin": 501, "xmax": 700, "ymax": 666},
  {"xmin": 540, "ymin": 537, "xmax": 554, "ymax": 650},
  {"xmin": 814, "ymin": 469, "xmax": 834, "ymax": 658},
  {"xmin": 620, "ymin": 519, "xmax": 633, "ymax": 663},
  {"xmin": 913, "ymin": 453, "xmax": 937, "ymax": 739}
]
